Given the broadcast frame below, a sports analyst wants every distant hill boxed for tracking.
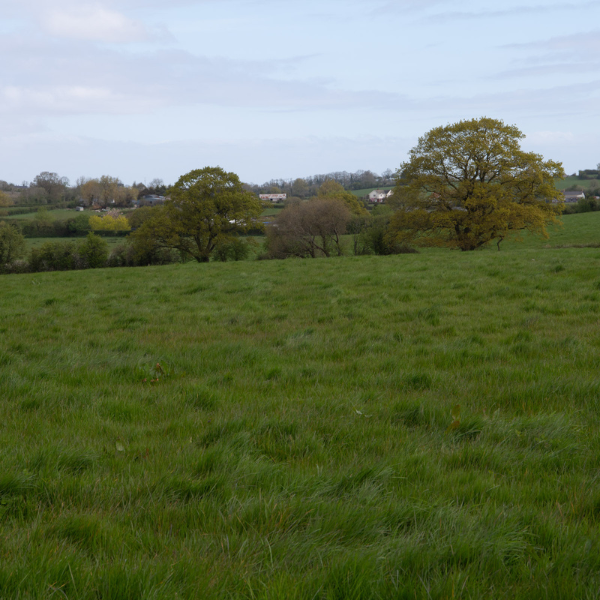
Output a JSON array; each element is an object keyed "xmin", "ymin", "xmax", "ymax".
[
  {"xmin": 556, "ymin": 176, "xmax": 600, "ymax": 191},
  {"xmin": 350, "ymin": 178, "xmax": 599, "ymax": 197}
]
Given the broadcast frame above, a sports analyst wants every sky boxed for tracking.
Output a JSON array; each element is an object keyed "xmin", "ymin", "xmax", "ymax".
[{"xmin": 1, "ymin": 0, "xmax": 599, "ymax": 186}]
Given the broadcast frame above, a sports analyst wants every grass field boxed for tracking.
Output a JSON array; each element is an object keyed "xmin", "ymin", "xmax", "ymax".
[
  {"xmin": 2, "ymin": 214, "xmax": 600, "ymax": 598},
  {"xmin": 557, "ymin": 176, "xmax": 600, "ymax": 190}
]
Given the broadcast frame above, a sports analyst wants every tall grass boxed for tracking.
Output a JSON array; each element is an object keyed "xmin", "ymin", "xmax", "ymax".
[{"xmin": 2, "ymin": 245, "xmax": 600, "ymax": 597}]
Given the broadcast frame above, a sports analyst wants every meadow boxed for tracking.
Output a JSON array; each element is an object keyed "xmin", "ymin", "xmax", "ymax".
[{"xmin": 1, "ymin": 215, "xmax": 600, "ymax": 598}]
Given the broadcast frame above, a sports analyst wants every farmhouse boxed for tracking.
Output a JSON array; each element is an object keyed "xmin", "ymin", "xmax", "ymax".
[
  {"xmin": 259, "ymin": 194, "xmax": 287, "ymax": 203},
  {"xmin": 368, "ymin": 189, "xmax": 393, "ymax": 203},
  {"xmin": 563, "ymin": 191, "xmax": 585, "ymax": 203}
]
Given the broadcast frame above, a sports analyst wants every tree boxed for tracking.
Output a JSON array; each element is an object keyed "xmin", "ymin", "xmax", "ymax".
[
  {"xmin": 0, "ymin": 221, "xmax": 27, "ymax": 266},
  {"xmin": 265, "ymin": 198, "xmax": 351, "ymax": 258},
  {"xmin": 131, "ymin": 167, "xmax": 263, "ymax": 263},
  {"xmin": 291, "ymin": 178, "xmax": 310, "ymax": 198},
  {"xmin": 388, "ymin": 117, "xmax": 565, "ymax": 251},
  {"xmin": 32, "ymin": 172, "xmax": 69, "ymax": 203},
  {"xmin": 0, "ymin": 191, "xmax": 13, "ymax": 207},
  {"xmin": 317, "ymin": 180, "xmax": 369, "ymax": 216},
  {"xmin": 79, "ymin": 177, "xmax": 138, "ymax": 207},
  {"xmin": 89, "ymin": 211, "xmax": 131, "ymax": 232},
  {"xmin": 77, "ymin": 233, "xmax": 109, "ymax": 268}
]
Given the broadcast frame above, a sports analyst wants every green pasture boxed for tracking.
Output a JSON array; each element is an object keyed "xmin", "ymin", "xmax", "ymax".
[
  {"xmin": 261, "ymin": 205, "xmax": 285, "ymax": 217},
  {"xmin": 490, "ymin": 210, "xmax": 600, "ymax": 250},
  {"xmin": 557, "ymin": 175, "xmax": 600, "ymax": 190},
  {"xmin": 2, "ymin": 213, "xmax": 600, "ymax": 597}
]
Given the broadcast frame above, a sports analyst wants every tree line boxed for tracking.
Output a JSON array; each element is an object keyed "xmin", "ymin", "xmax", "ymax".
[
  {"xmin": 1, "ymin": 117, "xmax": 572, "ymax": 274},
  {"xmin": 246, "ymin": 169, "xmax": 396, "ymax": 199},
  {"xmin": 0, "ymin": 173, "xmax": 168, "ymax": 210}
]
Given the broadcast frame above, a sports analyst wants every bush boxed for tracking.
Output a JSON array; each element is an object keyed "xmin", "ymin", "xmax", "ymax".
[
  {"xmin": 213, "ymin": 238, "xmax": 253, "ymax": 262},
  {"xmin": 108, "ymin": 241, "xmax": 181, "ymax": 267},
  {"xmin": 356, "ymin": 214, "xmax": 418, "ymax": 255},
  {"xmin": 1, "ymin": 259, "xmax": 29, "ymax": 274},
  {"xmin": 29, "ymin": 241, "xmax": 78, "ymax": 271},
  {"xmin": 77, "ymin": 233, "xmax": 109, "ymax": 268},
  {"xmin": 27, "ymin": 233, "xmax": 108, "ymax": 272},
  {"xmin": 0, "ymin": 221, "xmax": 27, "ymax": 268},
  {"xmin": 563, "ymin": 197, "xmax": 600, "ymax": 214}
]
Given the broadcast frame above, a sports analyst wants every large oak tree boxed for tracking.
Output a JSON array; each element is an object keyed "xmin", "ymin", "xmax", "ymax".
[
  {"xmin": 131, "ymin": 167, "xmax": 263, "ymax": 263},
  {"xmin": 387, "ymin": 118, "xmax": 565, "ymax": 251}
]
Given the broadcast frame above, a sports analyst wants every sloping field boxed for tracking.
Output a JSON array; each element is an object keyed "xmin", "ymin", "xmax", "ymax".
[
  {"xmin": 1, "ymin": 240, "xmax": 600, "ymax": 597},
  {"xmin": 496, "ymin": 210, "xmax": 600, "ymax": 250}
]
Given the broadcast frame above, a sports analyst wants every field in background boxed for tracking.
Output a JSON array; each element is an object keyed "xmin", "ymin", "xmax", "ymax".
[
  {"xmin": 557, "ymin": 175, "xmax": 600, "ymax": 190},
  {"xmin": 491, "ymin": 211, "xmax": 600, "ymax": 250},
  {"xmin": 2, "ymin": 208, "xmax": 600, "ymax": 597}
]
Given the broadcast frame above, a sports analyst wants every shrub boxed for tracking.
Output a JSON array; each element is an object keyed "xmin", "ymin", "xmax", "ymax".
[
  {"xmin": 108, "ymin": 241, "xmax": 181, "ymax": 267},
  {"xmin": 214, "ymin": 237, "xmax": 253, "ymax": 262},
  {"xmin": 77, "ymin": 233, "xmax": 109, "ymax": 268},
  {"xmin": 0, "ymin": 221, "xmax": 27, "ymax": 270},
  {"xmin": 29, "ymin": 241, "xmax": 78, "ymax": 272}
]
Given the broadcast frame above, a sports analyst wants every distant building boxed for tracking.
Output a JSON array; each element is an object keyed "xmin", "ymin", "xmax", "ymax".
[
  {"xmin": 138, "ymin": 194, "xmax": 166, "ymax": 205},
  {"xmin": 260, "ymin": 194, "xmax": 287, "ymax": 203},
  {"xmin": 368, "ymin": 189, "xmax": 393, "ymax": 203},
  {"xmin": 563, "ymin": 191, "xmax": 585, "ymax": 203}
]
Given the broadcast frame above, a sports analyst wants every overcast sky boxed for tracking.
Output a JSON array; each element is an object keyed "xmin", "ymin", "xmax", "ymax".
[{"xmin": 1, "ymin": 0, "xmax": 599, "ymax": 185}]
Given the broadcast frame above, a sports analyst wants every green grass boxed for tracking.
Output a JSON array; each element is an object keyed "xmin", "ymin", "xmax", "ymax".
[
  {"xmin": 556, "ymin": 176, "xmax": 600, "ymax": 190},
  {"xmin": 2, "ymin": 214, "xmax": 600, "ymax": 597},
  {"xmin": 493, "ymin": 211, "xmax": 600, "ymax": 250},
  {"xmin": 261, "ymin": 206, "xmax": 285, "ymax": 217}
]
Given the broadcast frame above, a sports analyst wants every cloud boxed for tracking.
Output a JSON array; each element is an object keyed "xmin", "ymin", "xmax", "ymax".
[
  {"xmin": 492, "ymin": 62, "xmax": 600, "ymax": 80},
  {"xmin": 424, "ymin": 0, "xmax": 600, "ymax": 22},
  {"xmin": 41, "ymin": 5, "xmax": 150, "ymax": 42},
  {"xmin": 505, "ymin": 29, "xmax": 600, "ymax": 58},
  {"xmin": 0, "ymin": 34, "xmax": 415, "ymax": 120}
]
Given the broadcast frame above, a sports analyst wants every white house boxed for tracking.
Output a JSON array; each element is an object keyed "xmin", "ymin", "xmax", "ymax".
[
  {"xmin": 563, "ymin": 191, "xmax": 585, "ymax": 203},
  {"xmin": 368, "ymin": 189, "xmax": 393, "ymax": 203},
  {"xmin": 259, "ymin": 194, "xmax": 287, "ymax": 203}
]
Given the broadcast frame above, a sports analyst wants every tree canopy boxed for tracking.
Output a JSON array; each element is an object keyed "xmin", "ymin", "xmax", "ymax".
[
  {"xmin": 388, "ymin": 117, "xmax": 565, "ymax": 251},
  {"xmin": 317, "ymin": 180, "xmax": 369, "ymax": 216},
  {"xmin": 131, "ymin": 167, "xmax": 263, "ymax": 263},
  {"xmin": 266, "ymin": 198, "xmax": 351, "ymax": 259}
]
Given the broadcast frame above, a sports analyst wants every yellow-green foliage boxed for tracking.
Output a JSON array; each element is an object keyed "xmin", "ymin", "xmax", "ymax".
[
  {"xmin": 89, "ymin": 214, "xmax": 131, "ymax": 231},
  {"xmin": 317, "ymin": 180, "xmax": 369, "ymax": 216},
  {"xmin": 131, "ymin": 166, "xmax": 263, "ymax": 263},
  {"xmin": 389, "ymin": 117, "xmax": 565, "ymax": 251},
  {"xmin": 0, "ymin": 191, "xmax": 13, "ymax": 207}
]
